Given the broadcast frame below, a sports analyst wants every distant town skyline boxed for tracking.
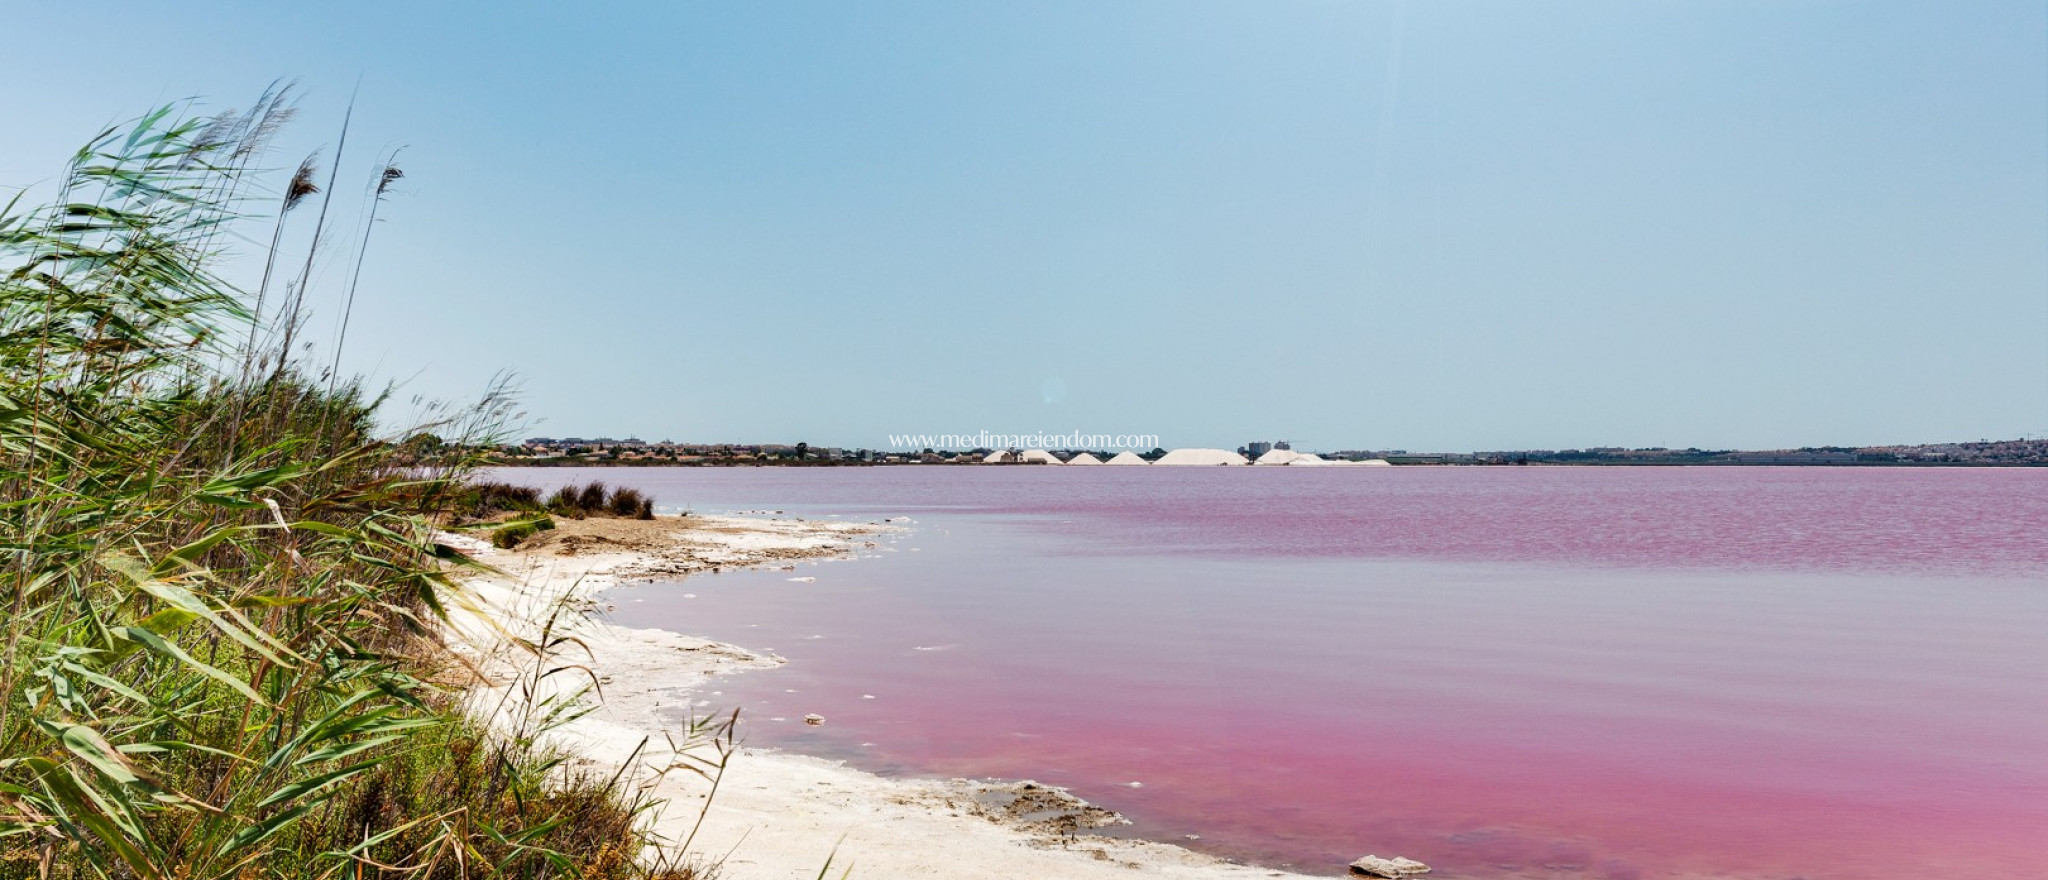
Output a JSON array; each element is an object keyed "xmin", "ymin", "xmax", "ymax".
[
  {"xmin": 502, "ymin": 434, "xmax": 2048, "ymax": 466},
  {"xmin": 513, "ymin": 428, "xmax": 2048, "ymax": 454},
  {"xmin": 2, "ymin": 2, "xmax": 2043, "ymax": 451}
]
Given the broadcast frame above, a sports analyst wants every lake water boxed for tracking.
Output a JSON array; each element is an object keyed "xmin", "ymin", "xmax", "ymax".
[{"xmin": 491, "ymin": 466, "xmax": 2048, "ymax": 879}]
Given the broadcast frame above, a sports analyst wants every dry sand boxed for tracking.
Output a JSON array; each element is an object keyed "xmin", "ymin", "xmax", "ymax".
[{"xmin": 440, "ymin": 514, "xmax": 1322, "ymax": 879}]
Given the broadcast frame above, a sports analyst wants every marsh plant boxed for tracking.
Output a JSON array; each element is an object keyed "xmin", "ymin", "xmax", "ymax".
[{"xmin": 0, "ymin": 93, "xmax": 703, "ymax": 879}]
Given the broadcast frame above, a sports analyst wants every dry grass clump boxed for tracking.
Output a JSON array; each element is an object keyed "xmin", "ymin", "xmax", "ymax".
[
  {"xmin": 460, "ymin": 480, "xmax": 662, "ymax": 549},
  {"xmin": 544, "ymin": 482, "xmax": 657, "ymax": 521},
  {"xmin": 447, "ymin": 481, "xmax": 558, "ymax": 548},
  {"xmin": 0, "ymin": 94, "xmax": 708, "ymax": 880},
  {"xmin": 465, "ymin": 480, "xmax": 544, "ymax": 516}
]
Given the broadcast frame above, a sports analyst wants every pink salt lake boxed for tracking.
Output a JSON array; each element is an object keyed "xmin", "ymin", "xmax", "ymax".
[{"xmin": 495, "ymin": 466, "xmax": 2048, "ymax": 879}]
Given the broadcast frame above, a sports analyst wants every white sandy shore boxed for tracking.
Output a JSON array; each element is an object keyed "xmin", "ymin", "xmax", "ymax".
[{"xmin": 439, "ymin": 514, "xmax": 1322, "ymax": 879}]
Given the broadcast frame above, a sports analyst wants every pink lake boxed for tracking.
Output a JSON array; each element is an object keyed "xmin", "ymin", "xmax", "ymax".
[{"xmin": 492, "ymin": 466, "xmax": 2048, "ymax": 878}]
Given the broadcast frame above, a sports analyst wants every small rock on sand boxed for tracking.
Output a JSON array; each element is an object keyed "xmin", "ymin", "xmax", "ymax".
[{"xmin": 1349, "ymin": 855, "xmax": 1430, "ymax": 877}]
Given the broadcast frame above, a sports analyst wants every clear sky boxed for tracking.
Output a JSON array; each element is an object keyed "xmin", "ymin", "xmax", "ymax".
[{"xmin": 3, "ymin": 2, "xmax": 2043, "ymax": 451}]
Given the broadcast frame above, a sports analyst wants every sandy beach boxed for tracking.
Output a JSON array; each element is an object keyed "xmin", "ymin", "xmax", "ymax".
[{"xmin": 438, "ymin": 513, "xmax": 1321, "ymax": 879}]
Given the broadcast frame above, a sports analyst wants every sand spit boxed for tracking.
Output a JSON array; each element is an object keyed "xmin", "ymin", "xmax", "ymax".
[{"xmin": 440, "ymin": 514, "xmax": 1318, "ymax": 879}]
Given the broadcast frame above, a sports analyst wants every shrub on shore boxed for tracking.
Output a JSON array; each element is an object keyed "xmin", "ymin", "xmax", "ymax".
[
  {"xmin": 544, "ymin": 482, "xmax": 661, "ymax": 521},
  {"xmin": 547, "ymin": 484, "xmax": 587, "ymax": 516},
  {"xmin": 0, "ymin": 96, "xmax": 695, "ymax": 879},
  {"xmin": 608, "ymin": 487, "xmax": 655, "ymax": 519},
  {"xmin": 465, "ymin": 480, "xmax": 545, "ymax": 517},
  {"xmin": 577, "ymin": 482, "xmax": 610, "ymax": 514}
]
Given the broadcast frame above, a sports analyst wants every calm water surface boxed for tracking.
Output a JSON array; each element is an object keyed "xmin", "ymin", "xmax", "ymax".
[{"xmin": 491, "ymin": 466, "xmax": 2048, "ymax": 879}]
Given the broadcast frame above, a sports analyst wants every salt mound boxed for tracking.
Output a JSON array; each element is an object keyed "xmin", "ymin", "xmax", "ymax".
[
  {"xmin": 1153, "ymin": 448, "xmax": 1249, "ymax": 466},
  {"xmin": 1104, "ymin": 451, "xmax": 1149, "ymax": 465},
  {"xmin": 1255, "ymin": 448, "xmax": 1321, "ymax": 465},
  {"xmin": 1065, "ymin": 452, "xmax": 1104, "ymax": 465},
  {"xmin": 983, "ymin": 450, "xmax": 1016, "ymax": 463},
  {"xmin": 1343, "ymin": 458, "xmax": 1394, "ymax": 467},
  {"xmin": 1018, "ymin": 449, "xmax": 1063, "ymax": 465},
  {"xmin": 1254, "ymin": 448, "xmax": 1343, "ymax": 466}
]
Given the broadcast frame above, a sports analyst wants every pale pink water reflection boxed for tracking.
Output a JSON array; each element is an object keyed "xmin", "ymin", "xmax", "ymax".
[{"xmin": 493, "ymin": 466, "xmax": 2048, "ymax": 878}]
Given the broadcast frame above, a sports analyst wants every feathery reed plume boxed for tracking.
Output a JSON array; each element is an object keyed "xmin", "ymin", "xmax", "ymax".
[
  {"xmin": 327, "ymin": 151, "xmax": 404, "ymax": 396},
  {"xmin": 285, "ymin": 154, "xmax": 320, "ymax": 207},
  {"xmin": 184, "ymin": 109, "xmax": 243, "ymax": 165},
  {"xmin": 272, "ymin": 95, "xmax": 354, "ymax": 390},
  {"xmin": 186, "ymin": 81, "xmax": 298, "ymax": 306},
  {"xmin": 227, "ymin": 149, "xmax": 323, "ymax": 456},
  {"xmin": 243, "ymin": 151, "xmax": 319, "ymax": 357},
  {"xmin": 233, "ymin": 80, "xmax": 299, "ymax": 163}
]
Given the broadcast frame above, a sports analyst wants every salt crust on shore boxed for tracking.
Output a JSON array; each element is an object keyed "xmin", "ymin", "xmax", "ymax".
[{"xmin": 441, "ymin": 514, "xmax": 1317, "ymax": 879}]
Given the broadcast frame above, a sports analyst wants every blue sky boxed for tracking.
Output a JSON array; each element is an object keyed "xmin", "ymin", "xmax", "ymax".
[{"xmin": 3, "ymin": 1, "xmax": 2043, "ymax": 451}]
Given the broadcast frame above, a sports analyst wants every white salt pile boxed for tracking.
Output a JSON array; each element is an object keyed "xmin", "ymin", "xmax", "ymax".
[
  {"xmin": 1254, "ymin": 448, "xmax": 1300, "ymax": 465},
  {"xmin": 1154, "ymin": 448, "xmax": 1250, "ymax": 466},
  {"xmin": 1105, "ymin": 451, "xmax": 1150, "ymax": 465},
  {"xmin": 1065, "ymin": 452, "xmax": 1104, "ymax": 465},
  {"xmin": 1019, "ymin": 449, "xmax": 1064, "ymax": 465},
  {"xmin": 1257, "ymin": 448, "xmax": 1340, "ymax": 465}
]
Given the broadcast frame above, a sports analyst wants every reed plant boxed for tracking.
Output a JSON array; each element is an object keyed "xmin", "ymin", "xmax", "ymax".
[{"xmin": 0, "ymin": 99, "xmax": 695, "ymax": 879}]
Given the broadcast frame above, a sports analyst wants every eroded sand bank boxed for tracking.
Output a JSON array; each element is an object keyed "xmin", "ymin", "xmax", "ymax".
[{"xmin": 440, "ymin": 514, "xmax": 1318, "ymax": 879}]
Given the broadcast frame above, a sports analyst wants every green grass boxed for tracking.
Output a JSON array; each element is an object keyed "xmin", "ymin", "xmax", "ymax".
[{"xmin": 0, "ymin": 95, "xmax": 700, "ymax": 879}]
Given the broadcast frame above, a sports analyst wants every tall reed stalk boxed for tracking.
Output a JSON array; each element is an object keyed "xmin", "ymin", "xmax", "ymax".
[
  {"xmin": 270, "ymin": 94, "xmax": 352, "ymax": 389},
  {"xmin": 326, "ymin": 153, "xmax": 403, "ymax": 400}
]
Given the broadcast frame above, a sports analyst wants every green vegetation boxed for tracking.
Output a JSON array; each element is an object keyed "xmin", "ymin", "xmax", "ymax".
[
  {"xmin": 532, "ymin": 483, "xmax": 656, "ymax": 522},
  {"xmin": 0, "ymin": 95, "xmax": 696, "ymax": 878}
]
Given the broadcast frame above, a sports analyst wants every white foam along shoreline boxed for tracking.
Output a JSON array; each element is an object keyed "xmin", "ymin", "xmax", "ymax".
[{"xmin": 440, "ymin": 514, "xmax": 1326, "ymax": 879}]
